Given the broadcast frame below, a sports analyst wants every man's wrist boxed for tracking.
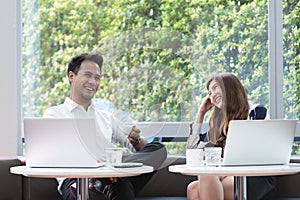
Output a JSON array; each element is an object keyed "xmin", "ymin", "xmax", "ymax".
[{"xmin": 132, "ymin": 137, "xmax": 141, "ymax": 146}]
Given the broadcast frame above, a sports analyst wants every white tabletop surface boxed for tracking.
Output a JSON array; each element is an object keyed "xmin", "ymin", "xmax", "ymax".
[
  {"xmin": 10, "ymin": 165, "xmax": 153, "ymax": 178},
  {"xmin": 169, "ymin": 164, "xmax": 300, "ymax": 177}
]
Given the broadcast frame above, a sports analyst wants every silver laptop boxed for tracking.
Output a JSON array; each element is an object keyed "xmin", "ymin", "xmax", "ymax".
[
  {"xmin": 222, "ymin": 119, "xmax": 297, "ymax": 166},
  {"xmin": 24, "ymin": 118, "xmax": 101, "ymax": 168}
]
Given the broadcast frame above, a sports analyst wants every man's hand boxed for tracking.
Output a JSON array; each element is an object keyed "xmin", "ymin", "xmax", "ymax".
[
  {"xmin": 127, "ymin": 125, "xmax": 141, "ymax": 145},
  {"xmin": 127, "ymin": 125, "xmax": 148, "ymax": 151}
]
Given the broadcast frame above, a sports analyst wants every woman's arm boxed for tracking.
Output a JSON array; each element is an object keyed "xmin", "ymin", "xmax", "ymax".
[{"xmin": 187, "ymin": 95, "xmax": 214, "ymax": 149}]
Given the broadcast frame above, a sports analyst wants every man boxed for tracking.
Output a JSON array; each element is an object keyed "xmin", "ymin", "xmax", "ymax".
[{"xmin": 43, "ymin": 53, "xmax": 167, "ymax": 200}]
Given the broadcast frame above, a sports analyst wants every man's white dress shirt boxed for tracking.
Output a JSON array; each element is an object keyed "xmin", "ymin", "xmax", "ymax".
[{"xmin": 43, "ymin": 97, "xmax": 135, "ymax": 193}]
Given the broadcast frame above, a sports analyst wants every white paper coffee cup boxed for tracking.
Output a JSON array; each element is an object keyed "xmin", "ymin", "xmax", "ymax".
[
  {"xmin": 105, "ymin": 147, "xmax": 123, "ymax": 166},
  {"xmin": 186, "ymin": 149, "xmax": 204, "ymax": 167}
]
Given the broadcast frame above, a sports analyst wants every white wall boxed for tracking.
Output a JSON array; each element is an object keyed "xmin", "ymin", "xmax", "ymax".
[{"xmin": 0, "ymin": 0, "xmax": 21, "ymax": 157}]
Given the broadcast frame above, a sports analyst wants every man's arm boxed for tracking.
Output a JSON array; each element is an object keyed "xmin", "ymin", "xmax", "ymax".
[{"xmin": 127, "ymin": 125, "xmax": 148, "ymax": 151}]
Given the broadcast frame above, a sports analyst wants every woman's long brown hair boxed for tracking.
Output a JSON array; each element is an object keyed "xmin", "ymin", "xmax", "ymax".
[{"xmin": 206, "ymin": 73, "xmax": 249, "ymax": 147}]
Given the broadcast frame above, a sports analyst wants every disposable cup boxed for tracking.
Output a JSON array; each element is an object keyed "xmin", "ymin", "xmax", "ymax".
[
  {"xmin": 186, "ymin": 149, "xmax": 204, "ymax": 167},
  {"xmin": 204, "ymin": 147, "xmax": 222, "ymax": 166},
  {"xmin": 105, "ymin": 148, "xmax": 123, "ymax": 166}
]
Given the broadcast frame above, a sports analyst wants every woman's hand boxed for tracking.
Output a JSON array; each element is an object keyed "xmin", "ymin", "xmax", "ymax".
[
  {"xmin": 195, "ymin": 95, "xmax": 214, "ymax": 123},
  {"xmin": 200, "ymin": 95, "xmax": 214, "ymax": 113}
]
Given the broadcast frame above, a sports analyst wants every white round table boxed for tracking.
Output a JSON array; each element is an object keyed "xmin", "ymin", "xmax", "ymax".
[
  {"xmin": 169, "ymin": 164, "xmax": 300, "ymax": 200},
  {"xmin": 11, "ymin": 165, "xmax": 153, "ymax": 200}
]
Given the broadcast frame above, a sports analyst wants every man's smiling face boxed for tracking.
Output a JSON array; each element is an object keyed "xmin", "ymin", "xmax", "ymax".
[{"xmin": 69, "ymin": 60, "xmax": 101, "ymax": 106}]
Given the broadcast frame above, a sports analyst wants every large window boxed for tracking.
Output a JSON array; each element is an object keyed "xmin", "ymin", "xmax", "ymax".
[
  {"xmin": 283, "ymin": 0, "xmax": 300, "ymax": 119},
  {"xmin": 21, "ymin": 0, "xmax": 300, "ymax": 154}
]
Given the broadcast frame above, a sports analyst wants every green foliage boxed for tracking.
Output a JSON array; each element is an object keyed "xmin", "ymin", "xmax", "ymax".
[
  {"xmin": 22, "ymin": 0, "xmax": 300, "ymax": 123},
  {"xmin": 163, "ymin": 141, "xmax": 187, "ymax": 155},
  {"xmin": 283, "ymin": 0, "xmax": 300, "ymax": 119}
]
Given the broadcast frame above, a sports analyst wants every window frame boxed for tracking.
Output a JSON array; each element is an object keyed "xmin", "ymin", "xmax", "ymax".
[{"xmin": 2, "ymin": 0, "xmax": 297, "ymax": 156}]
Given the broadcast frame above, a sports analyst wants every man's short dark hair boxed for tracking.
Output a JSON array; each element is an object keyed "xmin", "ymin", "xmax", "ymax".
[{"xmin": 67, "ymin": 53, "xmax": 103, "ymax": 75}]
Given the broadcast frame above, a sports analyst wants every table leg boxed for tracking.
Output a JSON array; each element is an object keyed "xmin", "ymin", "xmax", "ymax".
[
  {"xmin": 77, "ymin": 178, "xmax": 89, "ymax": 200},
  {"xmin": 235, "ymin": 176, "xmax": 247, "ymax": 200}
]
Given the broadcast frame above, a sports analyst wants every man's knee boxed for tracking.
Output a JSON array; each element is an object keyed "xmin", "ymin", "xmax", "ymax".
[
  {"xmin": 104, "ymin": 179, "xmax": 134, "ymax": 200},
  {"xmin": 61, "ymin": 178, "xmax": 107, "ymax": 200},
  {"xmin": 61, "ymin": 178, "xmax": 77, "ymax": 200},
  {"xmin": 123, "ymin": 142, "xmax": 167, "ymax": 170}
]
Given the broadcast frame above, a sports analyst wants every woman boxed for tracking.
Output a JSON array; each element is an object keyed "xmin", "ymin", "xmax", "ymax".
[{"xmin": 186, "ymin": 73, "xmax": 276, "ymax": 200}]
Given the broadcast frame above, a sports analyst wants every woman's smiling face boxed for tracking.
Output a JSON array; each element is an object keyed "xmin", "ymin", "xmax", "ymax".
[{"xmin": 208, "ymin": 79, "xmax": 223, "ymax": 108}]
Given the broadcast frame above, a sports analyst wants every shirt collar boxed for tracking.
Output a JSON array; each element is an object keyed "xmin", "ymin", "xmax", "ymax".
[{"xmin": 64, "ymin": 97, "xmax": 95, "ymax": 112}]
